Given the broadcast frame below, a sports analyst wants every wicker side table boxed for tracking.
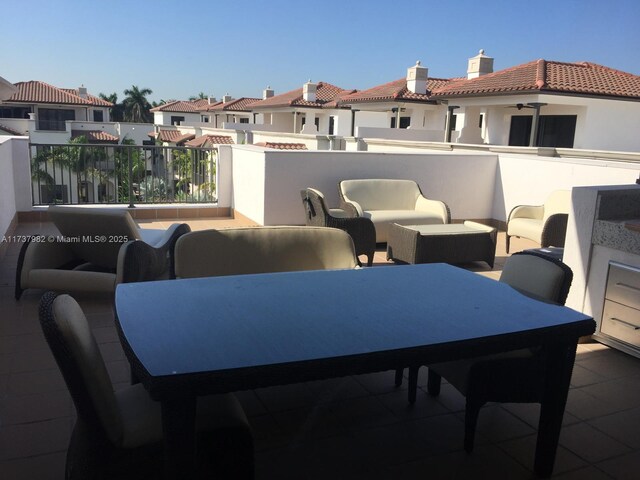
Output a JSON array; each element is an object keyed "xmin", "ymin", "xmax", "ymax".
[{"xmin": 387, "ymin": 221, "xmax": 497, "ymax": 268}]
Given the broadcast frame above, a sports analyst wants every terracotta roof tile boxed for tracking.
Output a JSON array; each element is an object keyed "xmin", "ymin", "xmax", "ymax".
[
  {"xmin": 339, "ymin": 77, "xmax": 450, "ymax": 104},
  {"xmin": 71, "ymin": 130, "xmax": 119, "ymax": 143},
  {"xmin": 207, "ymin": 97, "xmax": 261, "ymax": 112},
  {"xmin": 150, "ymin": 130, "xmax": 196, "ymax": 144},
  {"xmin": 61, "ymin": 88, "xmax": 113, "ymax": 107},
  {"xmin": 6, "ymin": 81, "xmax": 108, "ymax": 106},
  {"xmin": 250, "ymin": 82, "xmax": 354, "ymax": 109},
  {"xmin": 254, "ymin": 142, "xmax": 307, "ymax": 150},
  {"xmin": 0, "ymin": 124, "xmax": 25, "ymax": 135},
  {"xmin": 433, "ymin": 60, "xmax": 640, "ymax": 99},
  {"xmin": 150, "ymin": 99, "xmax": 211, "ymax": 113},
  {"xmin": 184, "ymin": 135, "xmax": 234, "ymax": 147}
]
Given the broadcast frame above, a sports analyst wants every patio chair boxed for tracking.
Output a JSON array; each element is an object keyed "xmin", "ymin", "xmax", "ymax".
[
  {"xmin": 301, "ymin": 188, "xmax": 376, "ymax": 266},
  {"xmin": 173, "ymin": 226, "xmax": 359, "ymax": 279},
  {"xmin": 405, "ymin": 251, "xmax": 573, "ymax": 453},
  {"xmin": 38, "ymin": 291, "xmax": 253, "ymax": 479},
  {"xmin": 506, "ymin": 190, "xmax": 571, "ymax": 253},
  {"xmin": 15, "ymin": 206, "xmax": 190, "ymax": 299}
]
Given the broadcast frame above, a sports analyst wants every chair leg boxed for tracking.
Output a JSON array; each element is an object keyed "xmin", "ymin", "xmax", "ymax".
[
  {"xmin": 408, "ymin": 366, "xmax": 419, "ymax": 404},
  {"xmin": 394, "ymin": 368, "xmax": 404, "ymax": 387},
  {"xmin": 505, "ymin": 234, "xmax": 511, "ymax": 254},
  {"xmin": 426, "ymin": 369, "xmax": 442, "ymax": 396},
  {"xmin": 464, "ymin": 397, "xmax": 483, "ymax": 453},
  {"xmin": 366, "ymin": 252, "xmax": 374, "ymax": 267}
]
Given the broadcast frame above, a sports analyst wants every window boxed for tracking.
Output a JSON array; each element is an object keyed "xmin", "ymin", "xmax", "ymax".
[
  {"xmin": 40, "ymin": 184, "xmax": 69, "ymax": 204},
  {"xmin": 170, "ymin": 116, "xmax": 185, "ymax": 125},
  {"xmin": 328, "ymin": 116, "xmax": 335, "ymax": 135},
  {"xmin": 93, "ymin": 110, "xmax": 104, "ymax": 122},
  {"xmin": 0, "ymin": 106, "xmax": 31, "ymax": 119},
  {"xmin": 508, "ymin": 115, "xmax": 577, "ymax": 147},
  {"xmin": 38, "ymin": 108, "xmax": 74, "ymax": 131},
  {"xmin": 390, "ymin": 116, "xmax": 411, "ymax": 129},
  {"xmin": 200, "ymin": 115, "xmax": 209, "ymax": 123},
  {"xmin": 239, "ymin": 118, "xmax": 249, "ymax": 124}
]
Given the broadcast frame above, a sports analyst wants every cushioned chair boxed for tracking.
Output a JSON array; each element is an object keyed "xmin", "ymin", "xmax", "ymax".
[
  {"xmin": 173, "ymin": 226, "xmax": 359, "ymax": 279},
  {"xmin": 404, "ymin": 251, "xmax": 573, "ymax": 453},
  {"xmin": 38, "ymin": 292, "xmax": 253, "ymax": 479},
  {"xmin": 16, "ymin": 206, "xmax": 190, "ymax": 299},
  {"xmin": 506, "ymin": 190, "xmax": 571, "ymax": 253},
  {"xmin": 301, "ymin": 188, "xmax": 376, "ymax": 266},
  {"xmin": 338, "ymin": 179, "xmax": 450, "ymax": 243}
]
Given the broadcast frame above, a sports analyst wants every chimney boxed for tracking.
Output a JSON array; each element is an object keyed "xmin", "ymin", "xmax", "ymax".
[
  {"xmin": 406, "ymin": 61, "xmax": 428, "ymax": 94},
  {"xmin": 303, "ymin": 80, "xmax": 317, "ymax": 102},
  {"xmin": 78, "ymin": 85, "xmax": 88, "ymax": 98},
  {"xmin": 208, "ymin": 95, "xmax": 217, "ymax": 105},
  {"xmin": 223, "ymin": 93, "xmax": 232, "ymax": 103},
  {"xmin": 467, "ymin": 49, "xmax": 494, "ymax": 79},
  {"xmin": 263, "ymin": 86, "xmax": 274, "ymax": 99}
]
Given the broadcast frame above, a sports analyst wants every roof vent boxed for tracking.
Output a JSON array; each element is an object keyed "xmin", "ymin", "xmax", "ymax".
[
  {"xmin": 467, "ymin": 49, "xmax": 494, "ymax": 79},
  {"xmin": 263, "ymin": 86, "xmax": 274, "ymax": 99},
  {"xmin": 303, "ymin": 80, "xmax": 317, "ymax": 102}
]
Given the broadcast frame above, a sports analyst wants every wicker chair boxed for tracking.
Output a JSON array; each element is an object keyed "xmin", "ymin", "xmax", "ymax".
[
  {"xmin": 38, "ymin": 292, "xmax": 253, "ymax": 479},
  {"xmin": 404, "ymin": 251, "xmax": 573, "ymax": 453},
  {"xmin": 506, "ymin": 190, "xmax": 570, "ymax": 253},
  {"xmin": 16, "ymin": 206, "xmax": 190, "ymax": 299},
  {"xmin": 301, "ymin": 188, "xmax": 376, "ymax": 266}
]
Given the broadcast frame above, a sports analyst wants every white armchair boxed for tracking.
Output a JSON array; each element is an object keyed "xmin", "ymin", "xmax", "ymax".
[{"xmin": 506, "ymin": 190, "xmax": 571, "ymax": 253}]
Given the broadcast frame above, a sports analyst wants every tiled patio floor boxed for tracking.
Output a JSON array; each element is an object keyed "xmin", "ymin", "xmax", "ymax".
[{"xmin": 1, "ymin": 218, "xmax": 639, "ymax": 479}]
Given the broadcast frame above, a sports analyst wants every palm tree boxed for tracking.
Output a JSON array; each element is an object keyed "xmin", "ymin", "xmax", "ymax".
[
  {"xmin": 122, "ymin": 86, "xmax": 153, "ymax": 123},
  {"xmin": 188, "ymin": 92, "xmax": 207, "ymax": 101},
  {"xmin": 99, "ymin": 92, "xmax": 125, "ymax": 122}
]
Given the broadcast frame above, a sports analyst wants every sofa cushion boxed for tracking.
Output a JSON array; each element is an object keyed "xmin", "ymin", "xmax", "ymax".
[
  {"xmin": 340, "ymin": 179, "xmax": 421, "ymax": 211},
  {"xmin": 366, "ymin": 210, "xmax": 445, "ymax": 243},
  {"xmin": 507, "ymin": 218, "xmax": 543, "ymax": 243}
]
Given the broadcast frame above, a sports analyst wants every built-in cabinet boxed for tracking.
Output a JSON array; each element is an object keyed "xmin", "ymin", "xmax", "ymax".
[{"xmin": 600, "ymin": 262, "xmax": 640, "ymax": 353}]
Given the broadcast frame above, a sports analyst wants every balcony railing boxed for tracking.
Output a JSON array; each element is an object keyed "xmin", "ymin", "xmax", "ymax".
[{"xmin": 29, "ymin": 143, "xmax": 218, "ymax": 206}]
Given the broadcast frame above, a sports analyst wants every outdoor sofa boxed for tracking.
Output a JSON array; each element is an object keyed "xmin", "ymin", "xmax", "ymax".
[{"xmin": 338, "ymin": 179, "xmax": 451, "ymax": 243}]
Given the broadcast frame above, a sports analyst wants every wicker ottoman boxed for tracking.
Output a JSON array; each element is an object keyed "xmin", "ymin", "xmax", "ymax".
[{"xmin": 386, "ymin": 221, "xmax": 497, "ymax": 268}]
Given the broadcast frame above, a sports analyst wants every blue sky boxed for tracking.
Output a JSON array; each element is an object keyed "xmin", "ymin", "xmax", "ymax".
[{"xmin": 3, "ymin": 0, "xmax": 639, "ymax": 103}]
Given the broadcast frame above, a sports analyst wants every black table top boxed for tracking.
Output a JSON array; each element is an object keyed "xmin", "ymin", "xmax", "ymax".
[{"xmin": 115, "ymin": 264, "xmax": 594, "ymax": 394}]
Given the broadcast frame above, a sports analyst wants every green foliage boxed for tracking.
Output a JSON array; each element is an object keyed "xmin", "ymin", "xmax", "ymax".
[{"xmin": 123, "ymin": 85, "xmax": 153, "ymax": 123}]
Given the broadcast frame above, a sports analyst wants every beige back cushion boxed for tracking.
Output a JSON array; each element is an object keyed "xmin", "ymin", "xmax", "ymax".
[
  {"xmin": 543, "ymin": 190, "xmax": 571, "ymax": 222},
  {"xmin": 174, "ymin": 226, "xmax": 358, "ymax": 278},
  {"xmin": 48, "ymin": 206, "xmax": 142, "ymax": 269},
  {"xmin": 340, "ymin": 179, "xmax": 421, "ymax": 211},
  {"xmin": 52, "ymin": 295, "xmax": 123, "ymax": 444},
  {"xmin": 499, "ymin": 254, "xmax": 565, "ymax": 303}
]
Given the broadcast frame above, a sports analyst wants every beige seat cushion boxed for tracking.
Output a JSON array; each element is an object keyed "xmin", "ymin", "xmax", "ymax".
[
  {"xmin": 507, "ymin": 218, "xmax": 543, "ymax": 243},
  {"xmin": 340, "ymin": 179, "xmax": 421, "ymax": 211},
  {"xmin": 500, "ymin": 254, "xmax": 566, "ymax": 302}
]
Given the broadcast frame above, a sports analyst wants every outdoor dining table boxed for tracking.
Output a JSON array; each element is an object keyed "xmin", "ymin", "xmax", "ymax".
[{"xmin": 115, "ymin": 263, "xmax": 595, "ymax": 479}]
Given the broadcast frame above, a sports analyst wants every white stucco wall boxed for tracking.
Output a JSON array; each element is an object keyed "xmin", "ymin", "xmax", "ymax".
[
  {"xmin": 493, "ymin": 153, "xmax": 640, "ymax": 222},
  {"xmin": 229, "ymin": 145, "xmax": 498, "ymax": 225},
  {"xmin": 0, "ymin": 137, "xmax": 17, "ymax": 237}
]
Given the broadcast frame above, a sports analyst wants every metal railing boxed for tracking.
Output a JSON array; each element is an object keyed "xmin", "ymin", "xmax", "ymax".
[{"xmin": 29, "ymin": 143, "xmax": 218, "ymax": 206}]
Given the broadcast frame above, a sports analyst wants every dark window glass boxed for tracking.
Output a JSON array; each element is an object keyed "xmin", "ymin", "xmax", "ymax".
[
  {"xmin": 509, "ymin": 115, "xmax": 577, "ymax": 147},
  {"xmin": 40, "ymin": 184, "xmax": 69, "ymax": 203},
  {"xmin": 170, "ymin": 116, "xmax": 185, "ymax": 125},
  {"xmin": 239, "ymin": 118, "xmax": 249, "ymax": 124},
  {"xmin": 329, "ymin": 116, "xmax": 335, "ymax": 135},
  {"xmin": 391, "ymin": 116, "xmax": 411, "ymax": 128},
  {"xmin": 0, "ymin": 106, "xmax": 31, "ymax": 118},
  {"xmin": 38, "ymin": 108, "xmax": 75, "ymax": 131},
  {"xmin": 93, "ymin": 110, "xmax": 104, "ymax": 122}
]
